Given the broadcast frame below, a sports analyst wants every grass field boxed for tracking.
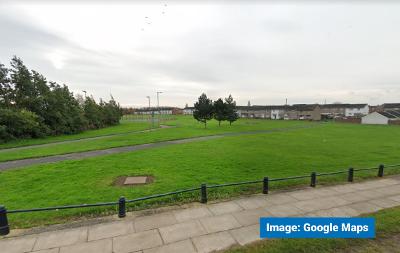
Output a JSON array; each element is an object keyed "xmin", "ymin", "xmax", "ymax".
[
  {"xmin": 2, "ymin": 117, "xmax": 400, "ymax": 228},
  {"xmin": 226, "ymin": 206, "xmax": 400, "ymax": 253},
  {"xmin": 0, "ymin": 116, "xmax": 310, "ymax": 162}
]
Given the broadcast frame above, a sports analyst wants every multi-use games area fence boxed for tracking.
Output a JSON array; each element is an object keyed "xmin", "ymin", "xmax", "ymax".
[{"xmin": 1, "ymin": 163, "xmax": 399, "ymax": 236}]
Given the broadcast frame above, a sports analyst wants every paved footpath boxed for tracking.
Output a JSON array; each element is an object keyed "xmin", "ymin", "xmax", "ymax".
[
  {"xmin": 0, "ymin": 125, "xmax": 315, "ymax": 171},
  {"xmin": 3, "ymin": 176, "xmax": 400, "ymax": 253}
]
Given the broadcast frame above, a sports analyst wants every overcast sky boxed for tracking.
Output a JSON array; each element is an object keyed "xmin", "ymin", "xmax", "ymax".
[{"xmin": 0, "ymin": 1, "xmax": 399, "ymax": 107}]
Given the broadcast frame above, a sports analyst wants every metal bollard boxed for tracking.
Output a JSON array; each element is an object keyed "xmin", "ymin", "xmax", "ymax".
[
  {"xmin": 263, "ymin": 177, "xmax": 269, "ymax": 194},
  {"xmin": 378, "ymin": 164, "xmax": 384, "ymax": 177},
  {"xmin": 310, "ymin": 172, "xmax": 316, "ymax": 187},
  {"xmin": 348, "ymin": 168, "xmax": 354, "ymax": 182},
  {"xmin": 118, "ymin": 196, "xmax": 126, "ymax": 218},
  {"xmin": 201, "ymin": 184, "xmax": 207, "ymax": 203},
  {"xmin": 0, "ymin": 206, "xmax": 10, "ymax": 236}
]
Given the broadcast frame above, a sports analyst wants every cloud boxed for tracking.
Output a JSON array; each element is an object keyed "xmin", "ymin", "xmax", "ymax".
[{"xmin": 0, "ymin": 2, "xmax": 400, "ymax": 107}]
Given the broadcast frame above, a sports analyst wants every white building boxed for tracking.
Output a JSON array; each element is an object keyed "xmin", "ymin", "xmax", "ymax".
[
  {"xmin": 361, "ymin": 111, "xmax": 400, "ymax": 125},
  {"xmin": 183, "ymin": 107, "xmax": 194, "ymax": 115},
  {"xmin": 345, "ymin": 104, "xmax": 369, "ymax": 117}
]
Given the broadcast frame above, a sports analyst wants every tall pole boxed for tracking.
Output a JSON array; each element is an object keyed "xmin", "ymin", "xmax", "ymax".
[
  {"xmin": 146, "ymin": 96, "xmax": 152, "ymax": 128},
  {"xmin": 156, "ymin": 91, "xmax": 163, "ymax": 126}
]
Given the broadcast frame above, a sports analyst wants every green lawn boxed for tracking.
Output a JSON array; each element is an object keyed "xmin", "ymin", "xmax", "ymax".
[
  {"xmin": 0, "ymin": 116, "xmax": 310, "ymax": 162},
  {"xmin": 1, "ymin": 120, "xmax": 400, "ymax": 228},
  {"xmin": 226, "ymin": 206, "xmax": 400, "ymax": 253}
]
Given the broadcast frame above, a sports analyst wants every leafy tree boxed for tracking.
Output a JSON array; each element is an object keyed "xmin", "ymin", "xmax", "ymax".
[
  {"xmin": 0, "ymin": 63, "xmax": 12, "ymax": 108},
  {"xmin": 225, "ymin": 94, "xmax": 239, "ymax": 125},
  {"xmin": 214, "ymin": 98, "xmax": 226, "ymax": 126},
  {"xmin": 193, "ymin": 93, "xmax": 214, "ymax": 128}
]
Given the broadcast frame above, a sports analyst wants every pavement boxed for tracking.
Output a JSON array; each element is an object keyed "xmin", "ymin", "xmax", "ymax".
[
  {"xmin": 2, "ymin": 176, "xmax": 400, "ymax": 253},
  {"xmin": 0, "ymin": 125, "xmax": 316, "ymax": 171}
]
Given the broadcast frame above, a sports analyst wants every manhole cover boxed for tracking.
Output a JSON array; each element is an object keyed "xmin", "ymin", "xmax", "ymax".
[{"xmin": 124, "ymin": 176, "xmax": 148, "ymax": 185}]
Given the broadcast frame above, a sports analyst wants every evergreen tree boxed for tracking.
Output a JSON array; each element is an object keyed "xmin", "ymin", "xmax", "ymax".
[
  {"xmin": 0, "ymin": 63, "xmax": 12, "ymax": 108},
  {"xmin": 225, "ymin": 94, "xmax": 239, "ymax": 125},
  {"xmin": 193, "ymin": 93, "xmax": 214, "ymax": 128},
  {"xmin": 214, "ymin": 98, "xmax": 226, "ymax": 126}
]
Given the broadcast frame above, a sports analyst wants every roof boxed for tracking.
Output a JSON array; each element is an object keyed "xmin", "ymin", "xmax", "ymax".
[
  {"xmin": 383, "ymin": 103, "xmax": 400, "ymax": 109},
  {"xmin": 320, "ymin": 103, "xmax": 368, "ymax": 109},
  {"xmin": 377, "ymin": 110, "xmax": 400, "ymax": 119}
]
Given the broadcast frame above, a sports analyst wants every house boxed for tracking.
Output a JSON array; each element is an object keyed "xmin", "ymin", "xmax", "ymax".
[
  {"xmin": 361, "ymin": 110, "xmax": 400, "ymax": 125},
  {"xmin": 383, "ymin": 103, "xmax": 400, "ymax": 111},
  {"xmin": 319, "ymin": 104, "xmax": 369, "ymax": 118},
  {"xmin": 287, "ymin": 104, "xmax": 321, "ymax": 121},
  {"xmin": 134, "ymin": 107, "xmax": 182, "ymax": 115},
  {"xmin": 183, "ymin": 106, "xmax": 194, "ymax": 115}
]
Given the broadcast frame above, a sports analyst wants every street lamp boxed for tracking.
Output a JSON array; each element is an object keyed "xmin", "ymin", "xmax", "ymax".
[
  {"xmin": 146, "ymin": 96, "xmax": 151, "ymax": 108},
  {"xmin": 156, "ymin": 92, "xmax": 163, "ymax": 126},
  {"xmin": 82, "ymin": 90, "xmax": 87, "ymax": 97}
]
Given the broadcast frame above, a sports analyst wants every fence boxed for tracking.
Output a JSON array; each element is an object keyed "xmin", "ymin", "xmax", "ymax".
[{"xmin": 1, "ymin": 163, "xmax": 399, "ymax": 236}]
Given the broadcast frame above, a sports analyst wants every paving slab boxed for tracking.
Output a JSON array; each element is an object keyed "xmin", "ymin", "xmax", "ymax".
[
  {"xmin": 112, "ymin": 229, "xmax": 163, "ymax": 253},
  {"xmin": 134, "ymin": 212, "xmax": 177, "ymax": 232},
  {"xmin": 88, "ymin": 221, "xmax": 134, "ymax": 241},
  {"xmin": 263, "ymin": 193, "xmax": 298, "ymax": 205},
  {"xmin": 347, "ymin": 202, "xmax": 383, "ymax": 214},
  {"xmin": 229, "ymin": 224, "xmax": 260, "ymax": 246},
  {"xmin": 158, "ymin": 220, "xmax": 206, "ymax": 244},
  {"xmin": 338, "ymin": 192, "xmax": 372, "ymax": 203},
  {"xmin": 143, "ymin": 239, "xmax": 196, "ymax": 253},
  {"xmin": 235, "ymin": 196, "xmax": 269, "ymax": 210},
  {"xmin": 329, "ymin": 184, "xmax": 357, "ymax": 194},
  {"xmin": 33, "ymin": 249, "xmax": 60, "ymax": 253},
  {"xmin": 208, "ymin": 201, "xmax": 243, "ymax": 215},
  {"xmin": 173, "ymin": 207, "xmax": 212, "ymax": 223},
  {"xmin": 369, "ymin": 198, "xmax": 400, "ymax": 209},
  {"xmin": 266, "ymin": 203, "xmax": 305, "ymax": 217},
  {"xmin": 287, "ymin": 189, "xmax": 321, "ymax": 201},
  {"xmin": 232, "ymin": 208, "xmax": 272, "ymax": 227},
  {"xmin": 59, "ymin": 238, "xmax": 112, "ymax": 253},
  {"xmin": 0, "ymin": 236, "xmax": 37, "ymax": 253},
  {"xmin": 192, "ymin": 231, "xmax": 237, "ymax": 253},
  {"xmin": 33, "ymin": 227, "xmax": 87, "ymax": 251},
  {"xmin": 376, "ymin": 185, "xmax": 400, "ymax": 195},
  {"xmin": 199, "ymin": 214, "xmax": 241, "ymax": 233}
]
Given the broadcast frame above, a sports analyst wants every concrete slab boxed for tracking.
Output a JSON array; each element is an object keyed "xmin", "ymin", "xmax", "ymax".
[
  {"xmin": 59, "ymin": 238, "xmax": 112, "ymax": 253},
  {"xmin": 325, "ymin": 206, "xmax": 359, "ymax": 217},
  {"xmin": 376, "ymin": 185, "xmax": 400, "ymax": 195},
  {"xmin": 339, "ymin": 192, "xmax": 371, "ymax": 203},
  {"xmin": 266, "ymin": 203, "xmax": 305, "ymax": 217},
  {"xmin": 199, "ymin": 214, "xmax": 241, "ymax": 233},
  {"xmin": 113, "ymin": 229, "xmax": 163, "ymax": 253},
  {"xmin": 88, "ymin": 221, "xmax": 134, "ymax": 241},
  {"xmin": 124, "ymin": 176, "xmax": 147, "ymax": 185},
  {"xmin": 287, "ymin": 189, "xmax": 321, "ymax": 201},
  {"xmin": 369, "ymin": 198, "xmax": 400, "ymax": 208},
  {"xmin": 134, "ymin": 212, "xmax": 177, "ymax": 232},
  {"xmin": 235, "ymin": 196, "xmax": 269, "ymax": 210},
  {"xmin": 356, "ymin": 189, "xmax": 388, "ymax": 200},
  {"xmin": 0, "ymin": 236, "xmax": 37, "ymax": 253},
  {"xmin": 192, "ymin": 231, "xmax": 237, "ymax": 253},
  {"xmin": 329, "ymin": 184, "xmax": 357, "ymax": 194},
  {"xmin": 159, "ymin": 220, "xmax": 206, "ymax": 244},
  {"xmin": 388, "ymin": 195, "xmax": 400, "ymax": 202},
  {"xmin": 232, "ymin": 208, "xmax": 272, "ymax": 226},
  {"xmin": 173, "ymin": 207, "xmax": 212, "ymax": 223},
  {"xmin": 347, "ymin": 202, "xmax": 383, "ymax": 214},
  {"xmin": 33, "ymin": 249, "xmax": 60, "ymax": 253},
  {"xmin": 229, "ymin": 224, "xmax": 260, "ymax": 246},
  {"xmin": 208, "ymin": 201, "xmax": 243, "ymax": 215},
  {"xmin": 264, "ymin": 193, "xmax": 298, "ymax": 205},
  {"xmin": 34, "ymin": 227, "xmax": 87, "ymax": 251},
  {"xmin": 313, "ymin": 188, "xmax": 341, "ymax": 197},
  {"xmin": 143, "ymin": 239, "xmax": 196, "ymax": 253}
]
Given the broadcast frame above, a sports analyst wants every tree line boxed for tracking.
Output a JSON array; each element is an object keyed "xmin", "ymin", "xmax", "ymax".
[
  {"xmin": 0, "ymin": 56, "xmax": 122, "ymax": 142},
  {"xmin": 193, "ymin": 93, "xmax": 239, "ymax": 128}
]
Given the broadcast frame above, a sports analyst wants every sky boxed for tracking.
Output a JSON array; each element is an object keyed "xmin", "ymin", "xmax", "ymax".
[{"xmin": 0, "ymin": 1, "xmax": 399, "ymax": 107}]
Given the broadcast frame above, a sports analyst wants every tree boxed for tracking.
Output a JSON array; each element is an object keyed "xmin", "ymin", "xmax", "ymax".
[
  {"xmin": 225, "ymin": 94, "xmax": 239, "ymax": 125},
  {"xmin": 213, "ymin": 98, "xmax": 226, "ymax": 126},
  {"xmin": 0, "ymin": 63, "xmax": 12, "ymax": 108},
  {"xmin": 193, "ymin": 93, "xmax": 214, "ymax": 128}
]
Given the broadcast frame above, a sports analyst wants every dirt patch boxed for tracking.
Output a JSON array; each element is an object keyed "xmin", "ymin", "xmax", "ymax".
[{"xmin": 113, "ymin": 175, "xmax": 154, "ymax": 187}]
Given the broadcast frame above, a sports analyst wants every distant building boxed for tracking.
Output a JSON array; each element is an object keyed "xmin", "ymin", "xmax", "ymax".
[
  {"xmin": 133, "ymin": 107, "xmax": 182, "ymax": 115},
  {"xmin": 183, "ymin": 106, "xmax": 194, "ymax": 115},
  {"xmin": 383, "ymin": 103, "xmax": 400, "ymax": 111},
  {"xmin": 361, "ymin": 110, "xmax": 400, "ymax": 125}
]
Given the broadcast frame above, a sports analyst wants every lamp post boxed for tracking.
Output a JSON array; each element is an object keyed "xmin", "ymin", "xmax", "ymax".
[
  {"xmin": 82, "ymin": 90, "xmax": 87, "ymax": 97},
  {"xmin": 156, "ymin": 91, "xmax": 163, "ymax": 126},
  {"xmin": 146, "ymin": 96, "xmax": 153, "ymax": 128}
]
